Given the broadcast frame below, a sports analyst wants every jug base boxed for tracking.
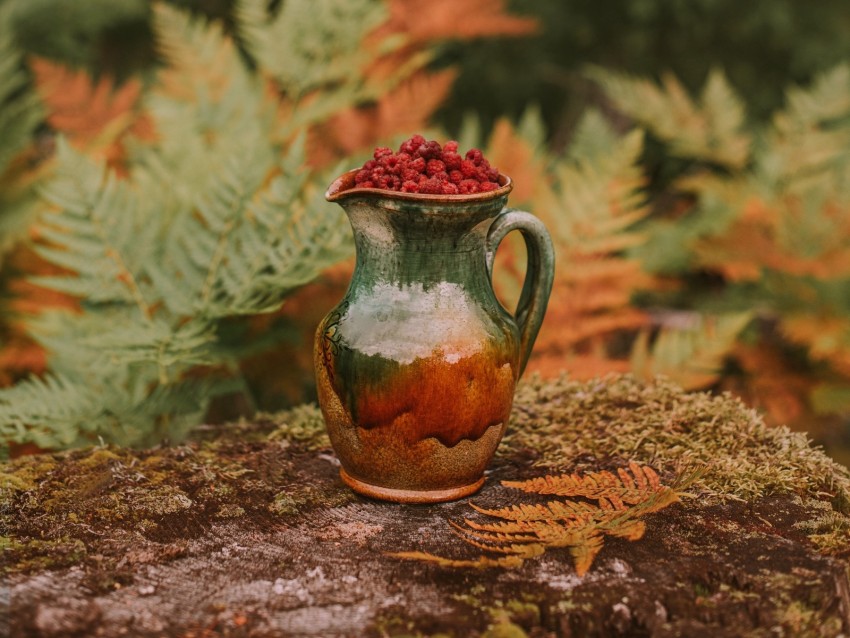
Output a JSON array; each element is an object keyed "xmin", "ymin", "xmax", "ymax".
[{"xmin": 340, "ymin": 468, "xmax": 484, "ymax": 503}]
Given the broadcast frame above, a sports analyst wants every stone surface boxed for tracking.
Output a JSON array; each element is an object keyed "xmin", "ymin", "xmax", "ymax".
[{"xmin": 3, "ymin": 375, "xmax": 850, "ymax": 637}]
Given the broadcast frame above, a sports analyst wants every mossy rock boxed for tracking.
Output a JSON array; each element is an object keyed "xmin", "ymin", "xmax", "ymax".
[{"xmin": 3, "ymin": 375, "xmax": 850, "ymax": 637}]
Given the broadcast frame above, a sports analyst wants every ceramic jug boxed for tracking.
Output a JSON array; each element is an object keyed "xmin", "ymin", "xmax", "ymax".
[{"xmin": 315, "ymin": 170, "xmax": 554, "ymax": 503}]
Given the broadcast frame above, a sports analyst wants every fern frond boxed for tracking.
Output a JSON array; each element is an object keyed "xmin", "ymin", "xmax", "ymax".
[
  {"xmin": 396, "ymin": 462, "xmax": 686, "ymax": 577},
  {"xmin": 502, "ymin": 462, "xmax": 663, "ymax": 506},
  {"xmin": 382, "ymin": 0, "xmax": 537, "ymax": 43},
  {"xmin": 631, "ymin": 312, "xmax": 752, "ymax": 390},
  {"xmin": 589, "ymin": 66, "xmax": 751, "ymax": 169},
  {"xmin": 0, "ymin": 373, "xmax": 103, "ymax": 449},
  {"xmin": 0, "ymin": 3, "xmax": 42, "ymax": 178},
  {"xmin": 0, "ymin": 3, "xmax": 44, "ymax": 259},
  {"xmin": 30, "ymin": 57, "xmax": 141, "ymax": 150},
  {"xmin": 236, "ymin": 0, "xmax": 385, "ymax": 98},
  {"xmin": 388, "ymin": 548, "xmax": 536, "ymax": 569},
  {"xmin": 470, "ymin": 499, "xmax": 600, "ymax": 522},
  {"xmin": 33, "ymin": 140, "xmax": 152, "ymax": 313}
]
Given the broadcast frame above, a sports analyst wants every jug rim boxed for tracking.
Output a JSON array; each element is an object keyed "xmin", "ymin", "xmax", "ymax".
[{"xmin": 325, "ymin": 169, "xmax": 513, "ymax": 204}]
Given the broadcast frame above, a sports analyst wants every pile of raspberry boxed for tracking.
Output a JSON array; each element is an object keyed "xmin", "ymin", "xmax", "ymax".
[{"xmin": 352, "ymin": 135, "xmax": 502, "ymax": 195}]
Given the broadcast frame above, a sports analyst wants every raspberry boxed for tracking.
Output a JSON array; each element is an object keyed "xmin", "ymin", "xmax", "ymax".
[
  {"xmin": 400, "ymin": 134, "xmax": 426, "ymax": 155},
  {"xmin": 409, "ymin": 157, "xmax": 426, "ymax": 173},
  {"xmin": 350, "ymin": 136, "xmax": 501, "ymax": 193},
  {"xmin": 460, "ymin": 159, "xmax": 478, "ymax": 179},
  {"xmin": 442, "ymin": 152, "xmax": 462, "ymax": 171},
  {"xmin": 426, "ymin": 159, "xmax": 446, "ymax": 177},
  {"xmin": 417, "ymin": 140, "xmax": 442, "ymax": 160},
  {"xmin": 465, "ymin": 148, "xmax": 484, "ymax": 164},
  {"xmin": 383, "ymin": 155, "xmax": 404, "ymax": 174},
  {"xmin": 419, "ymin": 177, "xmax": 444, "ymax": 194},
  {"xmin": 401, "ymin": 168, "xmax": 420, "ymax": 182}
]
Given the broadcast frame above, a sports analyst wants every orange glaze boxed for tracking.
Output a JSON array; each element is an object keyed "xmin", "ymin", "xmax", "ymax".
[{"xmin": 350, "ymin": 347, "xmax": 517, "ymax": 448}]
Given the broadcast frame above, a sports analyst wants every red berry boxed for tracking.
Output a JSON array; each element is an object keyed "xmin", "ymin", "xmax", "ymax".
[
  {"xmin": 400, "ymin": 135, "xmax": 426, "ymax": 155},
  {"xmin": 409, "ymin": 157, "xmax": 426, "ymax": 173},
  {"xmin": 401, "ymin": 168, "xmax": 420, "ymax": 182},
  {"xmin": 442, "ymin": 152, "xmax": 462, "ymax": 171},
  {"xmin": 419, "ymin": 178, "xmax": 443, "ymax": 194},
  {"xmin": 465, "ymin": 148, "xmax": 484, "ymax": 164},
  {"xmin": 460, "ymin": 159, "xmax": 478, "ymax": 178},
  {"xmin": 417, "ymin": 140, "xmax": 442, "ymax": 159},
  {"xmin": 426, "ymin": 159, "xmax": 446, "ymax": 176},
  {"xmin": 383, "ymin": 156, "xmax": 404, "ymax": 174},
  {"xmin": 351, "ymin": 136, "xmax": 502, "ymax": 195}
]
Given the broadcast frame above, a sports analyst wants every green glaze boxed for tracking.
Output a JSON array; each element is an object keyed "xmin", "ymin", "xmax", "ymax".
[{"xmin": 315, "ymin": 170, "xmax": 554, "ymax": 502}]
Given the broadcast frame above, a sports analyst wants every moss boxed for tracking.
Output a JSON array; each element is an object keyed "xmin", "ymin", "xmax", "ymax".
[
  {"xmin": 505, "ymin": 374, "xmax": 850, "ymax": 501},
  {"xmin": 215, "ymin": 504, "xmax": 245, "ymax": 518},
  {"xmin": 264, "ymin": 403, "xmax": 330, "ymax": 451},
  {"xmin": 3, "ymin": 536, "xmax": 86, "ymax": 574},
  {"xmin": 133, "ymin": 485, "xmax": 193, "ymax": 516},
  {"xmin": 480, "ymin": 616, "xmax": 529, "ymax": 638},
  {"xmin": 3, "ymin": 374, "xmax": 849, "ymax": 584}
]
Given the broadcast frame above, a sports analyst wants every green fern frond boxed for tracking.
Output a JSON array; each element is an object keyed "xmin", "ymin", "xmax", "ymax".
[
  {"xmin": 236, "ymin": 0, "xmax": 386, "ymax": 98},
  {"xmin": 630, "ymin": 312, "xmax": 753, "ymax": 390},
  {"xmin": 0, "ymin": 374, "xmax": 103, "ymax": 449},
  {"xmin": 0, "ymin": 2, "xmax": 42, "ymax": 178},
  {"xmin": 589, "ymin": 66, "xmax": 751, "ymax": 169},
  {"xmin": 549, "ymin": 127, "xmax": 648, "ymax": 253},
  {"xmin": 0, "ymin": 1, "xmax": 44, "ymax": 259},
  {"xmin": 566, "ymin": 108, "xmax": 622, "ymax": 162},
  {"xmin": 3, "ymin": 3, "xmax": 356, "ymax": 450}
]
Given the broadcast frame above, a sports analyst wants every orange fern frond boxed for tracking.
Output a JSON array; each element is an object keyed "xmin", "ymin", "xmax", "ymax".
[
  {"xmin": 307, "ymin": 69, "xmax": 456, "ymax": 166},
  {"xmin": 502, "ymin": 462, "xmax": 663, "ymax": 506},
  {"xmin": 394, "ymin": 462, "xmax": 685, "ymax": 577},
  {"xmin": 30, "ymin": 58, "xmax": 143, "ymax": 151},
  {"xmin": 379, "ymin": 0, "xmax": 537, "ymax": 45}
]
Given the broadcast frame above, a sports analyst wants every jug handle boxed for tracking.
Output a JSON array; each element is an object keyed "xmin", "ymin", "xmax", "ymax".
[{"xmin": 485, "ymin": 209, "xmax": 555, "ymax": 377}]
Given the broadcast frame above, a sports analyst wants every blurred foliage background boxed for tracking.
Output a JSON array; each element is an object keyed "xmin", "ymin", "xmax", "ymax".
[{"xmin": 2, "ymin": 0, "xmax": 850, "ymax": 465}]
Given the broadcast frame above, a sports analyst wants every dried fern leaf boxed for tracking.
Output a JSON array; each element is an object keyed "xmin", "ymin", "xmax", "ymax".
[
  {"xmin": 502, "ymin": 462, "xmax": 663, "ymax": 506},
  {"xmin": 389, "ymin": 546, "xmax": 542, "ymax": 569},
  {"xmin": 570, "ymin": 534, "xmax": 606, "ymax": 577}
]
